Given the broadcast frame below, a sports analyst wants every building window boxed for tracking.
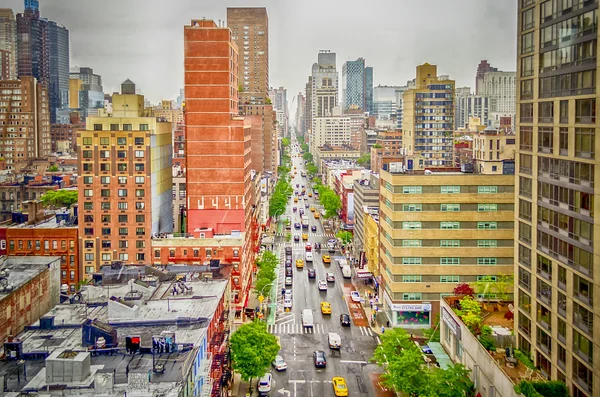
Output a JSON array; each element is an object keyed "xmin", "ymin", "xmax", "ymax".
[
  {"xmin": 118, "ymin": 215, "xmax": 128, "ymax": 223},
  {"xmin": 117, "ymin": 150, "xmax": 127, "ymax": 159},
  {"xmin": 112, "ymin": 124, "xmax": 120, "ymax": 131},
  {"xmin": 85, "ymin": 253, "xmax": 94, "ymax": 261},
  {"xmin": 118, "ymin": 240, "xmax": 128, "ymax": 249},
  {"xmin": 521, "ymin": 55, "xmax": 534, "ymax": 77},
  {"xmin": 136, "ymin": 253, "xmax": 145, "ymax": 261},
  {"xmin": 135, "ymin": 150, "xmax": 144, "ymax": 158},
  {"xmin": 522, "ymin": 8, "xmax": 534, "ymax": 30},
  {"xmin": 101, "ymin": 228, "xmax": 111, "ymax": 235},
  {"xmin": 102, "ymin": 240, "xmax": 111, "ymax": 248},
  {"xmin": 136, "ymin": 228, "xmax": 145, "ymax": 236},
  {"xmin": 99, "ymin": 189, "xmax": 109, "ymax": 197},
  {"xmin": 478, "ymin": 186, "xmax": 498, "ymax": 194},
  {"xmin": 136, "ymin": 240, "xmax": 145, "ymax": 248},
  {"xmin": 138, "ymin": 125, "xmax": 148, "ymax": 132},
  {"xmin": 402, "ymin": 204, "xmax": 422, "ymax": 211},
  {"xmin": 402, "ymin": 240, "xmax": 422, "ymax": 247},
  {"xmin": 123, "ymin": 124, "xmax": 132, "ymax": 131},
  {"xmin": 402, "ymin": 275, "xmax": 422, "ymax": 283},
  {"xmin": 100, "ymin": 163, "xmax": 110, "ymax": 171},
  {"xmin": 440, "ymin": 257, "xmax": 460, "ymax": 265},
  {"xmin": 478, "ymin": 204, "xmax": 498, "ymax": 212},
  {"xmin": 521, "ymin": 79, "xmax": 533, "ymax": 100},
  {"xmin": 83, "ymin": 176, "xmax": 93, "ymax": 184},
  {"xmin": 402, "ymin": 293, "xmax": 422, "ymax": 301},
  {"xmin": 477, "ymin": 257, "xmax": 498, "ymax": 265},
  {"xmin": 136, "ymin": 202, "xmax": 145, "ymax": 210},
  {"xmin": 116, "ymin": 176, "xmax": 126, "ymax": 184},
  {"xmin": 84, "ymin": 228, "xmax": 94, "ymax": 235},
  {"xmin": 477, "ymin": 222, "xmax": 498, "ymax": 229},
  {"xmin": 99, "ymin": 176, "xmax": 109, "ymax": 184},
  {"xmin": 441, "ymin": 186, "xmax": 460, "ymax": 194},
  {"xmin": 117, "ymin": 137, "xmax": 127, "ymax": 145},
  {"xmin": 135, "ymin": 176, "xmax": 145, "ymax": 184},
  {"xmin": 118, "ymin": 202, "xmax": 128, "ymax": 210},
  {"xmin": 135, "ymin": 163, "xmax": 145, "ymax": 171},
  {"xmin": 575, "ymin": 98, "xmax": 596, "ymax": 123},
  {"xmin": 402, "ymin": 257, "xmax": 422, "ymax": 265},
  {"xmin": 154, "ymin": 250, "xmax": 161, "ymax": 259},
  {"xmin": 84, "ymin": 202, "xmax": 93, "ymax": 210},
  {"xmin": 82, "ymin": 150, "xmax": 92, "ymax": 159},
  {"xmin": 440, "ymin": 222, "xmax": 460, "ymax": 229},
  {"xmin": 119, "ymin": 253, "xmax": 129, "ymax": 261},
  {"xmin": 135, "ymin": 137, "xmax": 145, "ymax": 145},
  {"xmin": 559, "ymin": 127, "xmax": 569, "ymax": 155},
  {"xmin": 402, "ymin": 222, "xmax": 421, "ymax": 230},
  {"xmin": 135, "ymin": 189, "xmax": 145, "ymax": 197},
  {"xmin": 559, "ymin": 100, "xmax": 569, "ymax": 124},
  {"xmin": 402, "ymin": 186, "xmax": 422, "ymax": 194},
  {"xmin": 118, "ymin": 163, "xmax": 127, "ymax": 171},
  {"xmin": 519, "ymin": 176, "xmax": 532, "ymax": 198},
  {"xmin": 118, "ymin": 189, "xmax": 127, "ymax": 197},
  {"xmin": 93, "ymin": 124, "xmax": 102, "ymax": 131},
  {"xmin": 100, "ymin": 137, "xmax": 110, "ymax": 145},
  {"xmin": 440, "ymin": 275, "xmax": 460, "ymax": 283},
  {"xmin": 82, "ymin": 137, "xmax": 92, "ymax": 145},
  {"xmin": 440, "ymin": 240, "xmax": 460, "ymax": 247},
  {"xmin": 538, "ymin": 102, "xmax": 554, "ymax": 123},
  {"xmin": 440, "ymin": 204, "xmax": 460, "ymax": 212},
  {"xmin": 575, "ymin": 128, "xmax": 595, "ymax": 159},
  {"xmin": 84, "ymin": 189, "xmax": 93, "ymax": 197},
  {"xmin": 119, "ymin": 228, "xmax": 128, "ymax": 236},
  {"xmin": 101, "ymin": 253, "xmax": 111, "ymax": 261},
  {"xmin": 538, "ymin": 127, "xmax": 554, "ymax": 153},
  {"xmin": 477, "ymin": 240, "xmax": 498, "ymax": 247}
]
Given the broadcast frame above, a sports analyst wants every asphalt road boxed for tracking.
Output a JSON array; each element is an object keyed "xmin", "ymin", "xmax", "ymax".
[{"xmin": 265, "ymin": 140, "xmax": 385, "ymax": 397}]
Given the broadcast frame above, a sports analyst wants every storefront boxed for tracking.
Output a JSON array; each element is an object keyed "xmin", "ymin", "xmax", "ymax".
[{"xmin": 384, "ymin": 292, "xmax": 432, "ymax": 328}]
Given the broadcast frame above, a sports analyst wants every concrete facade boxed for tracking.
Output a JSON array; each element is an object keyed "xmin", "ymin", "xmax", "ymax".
[
  {"xmin": 0, "ymin": 9, "xmax": 16, "ymax": 80},
  {"xmin": 353, "ymin": 174, "xmax": 380, "ymax": 256}
]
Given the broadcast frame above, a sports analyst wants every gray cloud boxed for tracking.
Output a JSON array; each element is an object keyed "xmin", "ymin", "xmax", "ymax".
[{"xmin": 6, "ymin": 0, "xmax": 517, "ymax": 103}]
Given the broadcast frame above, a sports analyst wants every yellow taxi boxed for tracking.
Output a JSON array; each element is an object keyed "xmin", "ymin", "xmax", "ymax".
[
  {"xmin": 310, "ymin": 207, "xmax": 316, "ymax": 212},
  {"xmin": 308, "ymin": 192, "xmax": 313, "ymax": 197},
  {"xmin": 332, "ymin": 377, "xmax": 348, "ymax": 396},
  {"xmin": 302, "ymin": 187, "xmax": 306, "ymax": 192},
  {"xmin": 314, "ymin": 212, "xmax": 320, "ymax": 219},
  {"xmin": 294, "ymin": 166, "xmax": 297, "ymax": 170},
  {"xmin": 296, "ymin": 259, "xmax": 304, "ymax": 268},
  {"xmin": 322, "ymin": 255, "xmax": 331, "ymax": 264},
  {"xmin": 294, "ymin": 197, "xmax": 298, "ymax": 203},
  {"xmin": 320, "ymin": 301, "xmax": 332, "ymax": 314},
  {"xmin": 302, "ymin": 233, "xmax": 308, "ymax": 240}
]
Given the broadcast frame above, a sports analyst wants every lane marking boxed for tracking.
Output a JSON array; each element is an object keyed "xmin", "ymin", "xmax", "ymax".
[{"xmin": 376, "ymin": 336, "xmax": 381, "ymax": 345}]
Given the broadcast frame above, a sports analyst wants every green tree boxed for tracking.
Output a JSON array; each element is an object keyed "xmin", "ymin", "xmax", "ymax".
[
  {"xmin": 474, "ymin": 274, "xmax": 514, "ymax": 303},
  {"xmin": 455, "ymin": 295, "xmax": 483, "ymax": 334},
  {"xmin": 372, "ymin": 143, "xmax": 382, "ymax": 149},
  {"xmin": 302, "ymin": 152, "xmax": 313, "ymax": 162},
  {"xmin": 48, "ymin": 165, "xmax": 59, "ymax": 172},
  {"xmin": 372, "ymin": 328, "xmax": 474, "ymax": 397},
  {"xmin": 356, "ymin": 153, "xmax": 371, "ymax": 168},
  {"xmin": 301, "ymin": 143, "xmax": 309, "ymax": 152},
  {"xmin": 255, "ymin": 251, "xmax": 278, "ymax": 297},
  {"xmin": 230, "ymin": 320, "xmax": 280, "ymax": 384},
  {"xmin": 319, "ymin": 188, "xmax": 341, "ymax": 218},
  {"xmin": 40, "ymin": 189, "xmax": 78, "ymax": 208},
  {"xmin": 281, "ymin": 137, "xmax": 290, "ymax": 148},
  {"xmin": 306, "ymin": 163, "xmax": 318, "ymax": 176},
  {"xmin": 336, "ymin": 231, "xmax": 353, "ymax": 245},
  {"xmin": 269, "ymin": 179, "xmax": 292, "ymax": 218}
]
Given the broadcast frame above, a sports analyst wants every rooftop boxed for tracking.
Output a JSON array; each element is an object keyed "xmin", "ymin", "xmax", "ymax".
[{"xmin": 0, "ymin": 256, "xmax": 61, "ymax": 300}]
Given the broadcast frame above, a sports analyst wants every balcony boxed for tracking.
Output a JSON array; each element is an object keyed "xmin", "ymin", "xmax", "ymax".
[
  {"xmin": 199, "ymin": 352, "xmax": 213, "ymax": 376},
  {"xmin": 200, "ymin": 379, "xmax": 213, "ymax": 397}
]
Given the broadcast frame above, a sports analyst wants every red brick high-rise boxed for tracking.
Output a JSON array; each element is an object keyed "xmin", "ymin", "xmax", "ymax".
[{"xmin": 184, "ymin": 19, "xmax": 254, "ymax": 309}]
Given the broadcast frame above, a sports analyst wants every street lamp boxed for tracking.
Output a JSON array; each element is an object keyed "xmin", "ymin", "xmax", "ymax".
[{"xmin": 256, "ymin": 282, "xmax": 276, "ymax": 318}]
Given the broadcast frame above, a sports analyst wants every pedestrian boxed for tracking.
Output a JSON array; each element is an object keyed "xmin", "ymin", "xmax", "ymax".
[
  {"xmin": 281, "ymin": 288, "xmax": 285, "ymax": 296},
  {"xmin": 375, "ymin": 294, "xmax": 379, "ymax": 304},
  {"xmin": 369, "ymin": 299, "xmax": 373, "ymax": 309},
  {"xmin": 381, "ymin": 325, "xmax": 385, "ymax": 334}
]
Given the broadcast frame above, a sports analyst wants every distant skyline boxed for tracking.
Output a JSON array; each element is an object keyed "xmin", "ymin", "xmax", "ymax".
[{"xmin": 4, "ymin": 0, "xmax": 517, "ymax": 105}]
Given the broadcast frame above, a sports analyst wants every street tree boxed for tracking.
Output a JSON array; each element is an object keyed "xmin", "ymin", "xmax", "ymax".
[
  {"xmin": 372, "ymin": 327, "xmax": 474, "ymax": 397},
  {"xmin": 336, "ymin": 231, "xmax": 353, "ymax": 245},
  {"xmin": 356, "ymin": 153, "xmax": 371, "ymax": 168},
  {"xmin": 319, "ymin": 188, "xmax": 341, "ymax": 218},
  {"xmin": 254, "ymin": 252, "xmax": 278, "ymax": 297},
  {"xmin": 302, "ymin": 152, "xmax": 313, "ymax": 162},
  {"xmin": 281, "ymin": 137, "xmax": 290, "ymax": 147},
  {"xmin": 306, "ymin": 163, "xmax": 318, "ymax": 176},
  {"xmin": 230, "ymin": 320, "xmax": 280, "ymax": 384},
  {"xmin": 40, "ymin": 189, "xmax": 78, "ymax": 208},
  {"xmin": 268, "ymin": 192, "xmax": 287, "ymax": 218}
]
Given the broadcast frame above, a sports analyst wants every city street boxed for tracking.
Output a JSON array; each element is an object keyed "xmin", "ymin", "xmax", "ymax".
[{"xmin": 264, "ymin": 140, "xmax": 386, "ymax": 397}]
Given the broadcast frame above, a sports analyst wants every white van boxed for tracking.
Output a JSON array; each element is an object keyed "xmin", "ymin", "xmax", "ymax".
[
  {"xmin": 305, "ymin": 252, "xmax": 313, "ymax": 262},
  {"xmin": 341, "ymin": 265, "xmax": 352, "ymax": 279},
  {"xmin": 301, "ymin": 309, "xmax": 314, "ymax": 328},
  {"xmin": 337, "ymin": 258, "xmax": 348, "ymax": 268},
  {"xmin": 328, "ymin": 332, "xmax": 341, "ymax": 349}
]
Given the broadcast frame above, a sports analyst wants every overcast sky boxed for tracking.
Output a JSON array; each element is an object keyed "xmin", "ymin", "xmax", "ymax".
[{"xmin": 7, "ymin": 0, "xmax": 517, "ymax": 105}]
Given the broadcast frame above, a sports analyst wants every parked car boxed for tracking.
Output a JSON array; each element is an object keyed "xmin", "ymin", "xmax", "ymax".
[
  {"xmin": 308, "ymin": 269, "xmax": 316, "ymax": 278},
  {"xmin": 294, "ymin": 223, "xmax": 301, "ymax": 229},
  {"xmin": 294, "ymin": 235, "xmax": 300, "ymax": 242},
  {"xmin": 285, "ymin": 268, "xmax": 293, "ymax": 277},
  {"xmin": 350, "ymin": 291, "xmax": 361, "ymax": 302},
  {"xmin": 311, "ymin": 225, "xmax": 317, "ymax": 232},
  {"xmin": 318, "ymin": 280, "xmax": 327, "ymax": 291},
  {"xmin": 285, "ymin": 277, "xmax": 293, "ymax": 286},
  {"xmin": 305, "ymin": 243, "xmax": 312, "ymax": 251},
  {"xmin": 285, "ymin": 258, "xmax": 292, "ymax": 267},
  {"xmin": 258, "ymin": 373, "xmax": 272, "ymax": 394},
  {"xmin": 326, "ymin": 272, "xmax": 335, "ymax": 282}
]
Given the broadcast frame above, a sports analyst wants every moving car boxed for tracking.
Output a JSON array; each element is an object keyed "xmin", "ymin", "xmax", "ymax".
[
  {"xmin": 310, "ymin": 207, "xmax": 316, "ymax": 212},
  {"xmin": 305, "ymin": 243, "xmax": 312, "ymax": 251},
  {"xmin": 342, "ymin": 265, "xmax": 352, "ymax": 278},
  {"xmin": 305, "ymin": 203, "xmax": 309, "ymax": 209},
  {"xmin": 285, "ymin": 277, "xmax": 293, "ymax": 286},
  {"xmin": 318, "ymin": 280, "xmax": 328, "ymax": 291},
  {"xmin": 296, "ymin": 259, "xmax": 304, "ymax": 268},
  {"xmin": 313, "ymin": 350, "xmax": 327, "ymax": 368},
  {"xmin": 305, "ymin": 252, "xmax": 313, "ymax": 262},
  {"xmin": 302, "ymin": 309, "xmax": 314, "ymax": 328},
  {"xmin": 294, "ymin": 197, "xmax": 298, "ymax": 203},
  {"xmin": 340, "ymin": 313, "xmax": 351, "ymax": 326},
  {"xmin": 283, "ymin": 298, "xmax": 292, "ymax": 310},
  {"xmin": 332, "ymin": 377, "xmax": 348, "ymax": 397},
  {"xmin": 326, "ymin": 272, "xmax": 335, "ymax": 282},
  {"xmin": 328, "ymin": 332, "xmax": 341, "ymax": 349},
  {"xmin": 293, "ymin": 206, "xmax": 297, "ymax": 212},
  {"xmin": 294, "ymin": 222, "xmax": 301, "ymax": 229},
  {"xmin": 314, "ymin": 212, "xmax": 320, "ymax": 219},
  {"xmin": 314, "ymin": 242, "xmax": 321, "ymax": 251},
  {"xmin": 311, "ymin": 225, "xmax": 317, "ymax": 232},
  {"xmin": 294, "ymin": 235, "xmax": 300, "ymax": 242},
  {"xmin": 285, "ymin": 268, "xmax": 292, "ymax": 277},
  {"xmin": 350, "ymin": 291, "xmax": 361, "ymax": 302},
  {"xmin": 322, "ymin": 255, "xmax": 331, "ymax": 264},
  {"xmin": 308, "ymin": 268, "xmax": 316, "ymax": 278},
  {"xmin": 272, "ymin": 355, "xmax": 287, "ymax": 371},
  {"xmin": 284, "ymin": 290, "xmax": 293, "ymax": 300},
  {"xmin": 320, "ymin": 301, "xmax": 332, "ymax": 314},
  {"xmin": 258, "ymin": 373, "xmax": 272, "ymax": 394},
  {"xmin": 302, "ymin": 233, "xmax": 308, "ymax": 240}
]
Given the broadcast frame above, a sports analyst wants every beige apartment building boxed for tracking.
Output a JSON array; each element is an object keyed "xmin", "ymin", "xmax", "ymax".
[
  {"xmin": 472, "ymin": 127, "xmax": 516, "ymax": 174},
  {"xmin": 77, "ymin": 93, "xmax": 172, "ymax": 274},
  {"xmin": 379, "ymin": 169, "xmax": 514, "ymax": 328},
  {"xmin": 515, "ymin": 1, "xmax": 599, "ymax": 395}
]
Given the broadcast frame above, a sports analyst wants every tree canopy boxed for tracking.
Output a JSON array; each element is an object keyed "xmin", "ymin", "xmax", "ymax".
[
  {"xmin": 302, "ymin": 152, "xmax": 313, "ymax": 163},
  {"xmin": 269, "ymin": 179, "xmax": 292, "ymax": 218},
  {"xmin": 336, "ymin": 231, "xmax": 353, "ymax": 245},
  {"xmin": 40, "ymin": 189, "xmax": 78, "ymax": 208},
  {"xmin": 281, "ymin": 137, "xmax": 290, "ymax": 148},
  {"xmin": 254, "ymin": 251, "xmax": 278, "ymax": 297},
  {"xmin": 318, "ymin": 187, "xmax": 341, "ymax": 218},
  {"xmin": 48, "ymin": 165, "xmax": 59, "ymax": 172},
  {"xmin": 230, "ymin": 320, "xmax": 280, "ymax": 381},
  {"xmin": 357, "ymin": 153, "xmax": 371, "ymax": 168},
  {"xmin": 372, "ymin": 328, "xmax": 474, "ymax": 397}
]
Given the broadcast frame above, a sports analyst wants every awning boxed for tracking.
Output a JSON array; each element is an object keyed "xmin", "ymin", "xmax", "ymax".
[{"xmin": 355, "ymin": 270, "xmax": 373, "ymax": 279}]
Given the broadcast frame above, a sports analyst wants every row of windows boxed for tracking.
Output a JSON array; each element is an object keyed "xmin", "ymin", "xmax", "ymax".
[
  {"xmin": 82, "ymin": 163, "xmax": 145, "ymax": 172},
  {"xmin": 399, "ymin": 203, "xmax": 500, "ymax": 212},
  {"xmin": 400, "ymin": 239, "xmax": 500, "ymax": 247},
  {"xmin": 84, "ymin": 240, "xmax": 145, "ymax": 249},
  {"xmin": 83, "ymin": 201, "xmax": 145, "ymax": 210},
  {"xmin": 83, "ymin": 176, "xmax": 145, "ymax": 184},
  {"xmin": 83, "ymin": 188, "xmax": 145, "ymax": 197},
  {"xmin": 86, "ymin": 252, "xmax": 146, "ymax": 261},
  {"xmin": 83, "ymin": 214, "xmax": 145, "ymax": 223},
  {"xmin": 402, "ymin": 222, "xmax": 499, "ymax": 230},
  {"xmin": 7, "ymin": 239, "xmax": 75, "ymax": 251},
  {"xmin": 91, "ymin": 124, "xmax": 149, "ymax": 132},
  {"xmin": 401, "ymin": 257, "xmax": 499, "ymax": 265},
  {"xmin": 83, "ymin": 227, "xmax": 146, "ymax": 236},
  {"xmin": 389, "ymin": 185, "xmax": 499, "ymax": 194},
  {"xmin": 82, "ymin": 150, "xmax": 145, "ymax": 159},
  {"xmin": 154, "ymin": 248, "xmax": 240, "ymax": 258}
]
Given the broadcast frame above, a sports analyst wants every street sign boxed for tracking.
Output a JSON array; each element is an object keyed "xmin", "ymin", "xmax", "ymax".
[{"xmin": 258, "ymin": 295, "xmax": 265, "ymax": 303}]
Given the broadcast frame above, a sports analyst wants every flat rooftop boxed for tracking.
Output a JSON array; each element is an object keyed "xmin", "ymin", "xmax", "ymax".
[{"xmin": 0, "ymin": 256, "xmax": 61, "ymax": 300}]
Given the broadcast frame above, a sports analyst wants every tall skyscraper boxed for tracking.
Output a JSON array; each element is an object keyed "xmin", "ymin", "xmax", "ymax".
[
  {"xmin": 475, "ymin": 59, "xmax": 498, "ymax": 94},
  {"xmin": 184, "ymin": 19, "xmax": 254, "ymax": 307},
  {"xmin": 0, "ymin": 76, "xmax": 50, "ymax": 170},
  {"xmin": 455, "ymin": 87, "xmax": 490, "ymax": 129},
  {"xmin": 227, "ymin": 8, "xmax": 269, "ymax": 97},
  {"xmin": 68, "ymin": 67, "xmax": 104, "ymax": 120},
  {"xmin": 271, "ymin": 86, "xmax": 288, "ymax": 137},
  {"xmin": 341, "ymin": 58, "xmax": 373, "ymax": 113},
  {"xmin": 309, "ymin": 50, "xmax": 338, "ymax": 136},
  {"xmin": 478, "ymin": 70, "xmax": 516, "ymax": 130},
  {"xmin": 77, "ymin": 92, "xmax": 173, "ymax": 271},
  {"xmin": 47, "ymin": 21, "xmax": 69, "ymax": 123},
  {"xmin": 515, "ymin": 2, "xmax": 598, "ymax": 395},
  {"xmin": 402, "ymin": 63, "xmax": 455, "ymax": 167},
  {"xmin": 296, "ymin": 92, "xmax": 305, "ymax": 136},
  {"xmin": 0, "ymin": 9, "xmax": 16, "ymax": 80}
]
